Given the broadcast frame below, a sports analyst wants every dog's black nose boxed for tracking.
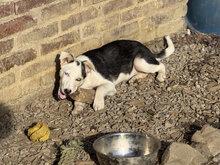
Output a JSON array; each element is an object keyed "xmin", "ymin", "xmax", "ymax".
[{"xmin": 64, "ymin": 89, "xmax": 72, "ymax": 95}]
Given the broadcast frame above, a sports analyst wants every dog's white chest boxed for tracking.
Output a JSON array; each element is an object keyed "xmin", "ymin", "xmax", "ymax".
[{"xmin": 81, "ymin": 71, "xmax": 110, "ymax": 89}]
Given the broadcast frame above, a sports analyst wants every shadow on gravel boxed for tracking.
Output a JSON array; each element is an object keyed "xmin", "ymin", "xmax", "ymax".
[
  {"xmin": 24, "ymin": 122, "xmax": 37, "ymax": 138},
  {"xmin": 157, "ymin": 141, "xmax": 170, "ymax": 164},
  {"xmin": 53, "ymin": 142, "xmax": 62, "ymax": 165},
  {"xmin": 82, "ymin": 133, "xmax": 109, "ymax": 165},
  {"xmin": 183, "ymin": 118, "xmax": 220, "ymax": 145},
  {"xmin": 183, "ymin": 123, "xmax": 203, "ymax": 144},
  {"xmin": 53, "ymin": 54, "xmax": 61, "ymax": 101},
  {"xmin": 209, "ymin": 119, "xmax": 220, "ymax": 129},
  {"xmin": 0, "ymin": 103, "xmax": 16, "ymax": 141}
]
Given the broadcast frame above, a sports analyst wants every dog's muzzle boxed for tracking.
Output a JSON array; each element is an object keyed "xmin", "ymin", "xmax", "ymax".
[{"xmin": 58, "ymin": 89, "xmax": 67, "ymax": 99}]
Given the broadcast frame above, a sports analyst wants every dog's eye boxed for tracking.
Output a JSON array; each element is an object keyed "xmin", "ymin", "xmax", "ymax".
[
  {"xmin": 76, "ymin": 78, "xmax": 81, "ymax": 81},
  {"xmin": 64, "ymin": 72, "xmax": 69, "ymax": 76}
]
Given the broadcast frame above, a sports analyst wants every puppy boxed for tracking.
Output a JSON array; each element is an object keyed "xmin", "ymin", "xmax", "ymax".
[{"xmin": 58, "ymin": 36, "xmax": 174, "ymax": 113}]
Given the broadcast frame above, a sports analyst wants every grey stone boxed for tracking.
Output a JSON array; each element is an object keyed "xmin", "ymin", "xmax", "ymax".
[
  {"xmin": 191, "ymin": 124, "xmax": 220, "ymax": 157},
  {"xmin": 162, "ymin": 142, "xmax": 208, "ymax": 165}
]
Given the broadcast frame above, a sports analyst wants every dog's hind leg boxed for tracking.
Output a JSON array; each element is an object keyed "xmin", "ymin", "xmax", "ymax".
[
  {"xmin": 134, "ymin": 57, "xmax": 166, "ymax": 82},
  {"xmin": 93, "ymin": 82, "xmax": 116, "ymax": 111},
  {"xmin": 129, "ymin": 72, "xmax": 148, "ymax": 84}
]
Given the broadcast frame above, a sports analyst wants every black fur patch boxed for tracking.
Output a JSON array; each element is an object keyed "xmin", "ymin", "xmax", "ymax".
[
  {"xmin": 83, "ymin": 40, "xmax": 159, "ymax": 81},
  {"xmin": 76, "ymin": 60, "xmax": 80, "ymax": 66},
  {"xmin": 81, "ymin": 62, "xmax": 87, "ymax": 79},
  {"xmin": 69, "ymin": 60, "xmax": 74, "ymax": 63}
]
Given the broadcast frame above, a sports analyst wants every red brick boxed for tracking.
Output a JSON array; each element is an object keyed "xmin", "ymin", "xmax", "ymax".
[
  {"xmin": 15, "ymin": 0, "xmax": 56, "ymax": 14},
  {"xmin": 0, "ymin": 85, "xmax": 21, "ymax": 102},
  {"xmin": 21, "ymin": 77, "xmax": 41, "ymax": 96},
  {"xmin": 141, "ymin": 5, "xmax": 187, "ymax": 28},
  {"xmin": 121, "ymin": 6, "xmax": 142, "ymax": 23},
  {"xmin": 103, "ymin": 0, "xmax": 136, "ymax": 15},
  {"xmin": 0, "ymin": 15, "xmax": 37, "ymax": 39},
  {"xmin": 103, "ymin": 21, "xmax": 139, "ymax": 43},
  {"xmin": 93, "ymin": 0, "xmax": 105, "ymax": 4},
  {"xmin": 40, "ymin": 71, "xmax": 55, "ymax": 86},
  {"xmin": 0, "ymin": 2, "xmax": 14, "ymax": 19},
  {"xmin": 0, "ymin": 49, "xmax": 37, "ymax": 73},
  {"xmin": 80, "ymin": 38, "xmax": 102, "ymax": 53},
  {"xmin": 0, "ymin": 61, "xmax": 4, "ymax": 73},
  {"xmin": 21, "ymin": 60, "xmax": 54, "ymax": 80},
  {"xmin": 41, "ymin": 30, "xmax": 80, "ymax": 55},
  {"xmin": 137, "ymin": 0, "xmax": 156, "ymax": 3},
  {"xmin": 18, "ymin": 22, "xmax": 58, "ymax": 43},
  {"xmin": 83, "ymin": 0, "xmax": 105, "ymax": 7},
  {"xmin": 162, "ymin": 0, "xmax": 188, "ymax": 7},
  {"xmin": 0, "ymin": 39, "xmax": 14, "ymax": 56},
  {"xmin": 61, "ymin": 7, "xmax": 98, "ymax": 31},
  {"xmin": 82, "ymin": 14, "xmax": 119, "ymax": 37},
  {"xmin": 153, "ymin": 15, "xmax": 168, "ymax": 25},
  {"xmin": 141, "ymin": 1, "xmax": 160, "ymax": 15},
  {"xmin": 153, "ymin": 6, "xmax": 187, "ymax": 24},
  {"xmin": 82, "ymin": 24, "xmax": 96, "ymax": 38},
  {"xmin": 100, "ymin": 14, "xmax": 120, "ymax": 31},
  {"xmin": 156, "ymin": 18, "xmax": 186, "ymax": 37},
  {"xmin": 0, "ymin": 73, "xmax": 15, "ymax": 90},
  {"xmin": 42, "ymin": 0, "xmax": 80, "ymax": 20}
]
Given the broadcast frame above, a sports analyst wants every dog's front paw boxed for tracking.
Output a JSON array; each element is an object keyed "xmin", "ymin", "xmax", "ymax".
[
  {"xmin": 157, "ymin": 73, "xmax": 166, "ymax": 82},
  {"xmin": 93, "ymin": 98, "xmax": 104, "ymax": 111},
  {"xmin": 72, "ymin": 106, "xmax": 83, "ymax": 115},
  {"xmin": 72, "ymin": 103, "xmax": 85, "ymax": 115}
]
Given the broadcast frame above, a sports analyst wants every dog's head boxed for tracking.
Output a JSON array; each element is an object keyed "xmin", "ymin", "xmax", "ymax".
[{"xmin": 58, "ymin": 52, "xmax": 94, "ymax": 99}]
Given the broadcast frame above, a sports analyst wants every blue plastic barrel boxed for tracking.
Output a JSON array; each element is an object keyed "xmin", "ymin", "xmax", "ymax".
[{"xmin": 187, "ymin": 0, "xmax": 220, "ymax": 35}]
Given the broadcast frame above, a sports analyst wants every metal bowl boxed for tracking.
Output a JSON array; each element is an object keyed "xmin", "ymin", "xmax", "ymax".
[{"xmin": 93, "ymin": 133, "xmax": 161, "ymax": 165}]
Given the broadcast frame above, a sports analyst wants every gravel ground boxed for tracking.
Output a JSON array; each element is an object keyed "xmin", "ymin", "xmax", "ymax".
[{"xmin": 0, "ymin": 31, "xmax": 219, "ymax": 165}]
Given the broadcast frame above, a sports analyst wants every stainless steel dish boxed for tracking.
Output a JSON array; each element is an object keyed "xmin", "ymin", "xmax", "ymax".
[{"xmin": 93, "ymin": 133, "xmax": 161, "ymax": 165}]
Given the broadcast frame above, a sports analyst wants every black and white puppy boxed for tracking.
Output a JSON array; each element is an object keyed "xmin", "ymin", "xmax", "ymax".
[{"xmin": 58, "ymin": 36, "xmax": 174, "ymax": 113}]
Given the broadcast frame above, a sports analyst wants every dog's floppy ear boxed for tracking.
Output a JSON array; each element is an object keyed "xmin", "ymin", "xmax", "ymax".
[
  {"xmin": 59, "ymin": 51, "xmax": 74, "ymax": 66},
  {"xmin": 82, "ymin": 60, "xmax": 95, "ymax": 73}
]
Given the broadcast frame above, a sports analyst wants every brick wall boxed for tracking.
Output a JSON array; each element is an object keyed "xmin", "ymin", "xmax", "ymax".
[{"xmin": 0, "ymin": 0, "xmax": 188, "ymax": 106}]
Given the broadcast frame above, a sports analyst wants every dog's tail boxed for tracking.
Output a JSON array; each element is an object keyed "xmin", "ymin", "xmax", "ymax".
[{"xmin": 155, "ymin": 35, "xmax": 175, "ymax": 60}]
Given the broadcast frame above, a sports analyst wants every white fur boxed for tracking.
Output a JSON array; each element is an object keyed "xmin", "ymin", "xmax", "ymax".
[
  {"xmin": 59, "ymin": 54, "xmax": 117, "ymax": 111},
  {"xmin": 113, "ymin": 68, "xmax": 137, "ymax": 85},
  {"xmin": 59, "ymin": 36, "xmax": 174, "ymax": 113},
  {"xmin": 134, "ymin": 57, "xmax": 166, "ymax": 82},
  {"xmin": 59, "ymin": 62, "xmax": 82, "ymax": 94},
  {"xmin": 156, "ymin": 35, "xmax": 175, "ymax": 60},
  {"xmin": 59, "ymin": 55, "xmax": 167, "ymax": 112}
]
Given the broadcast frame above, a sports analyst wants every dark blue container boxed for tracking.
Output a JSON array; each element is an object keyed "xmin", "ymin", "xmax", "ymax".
[{"xmin": 187, "ymin": 0, "xmax": 220, "ymax": 35}]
